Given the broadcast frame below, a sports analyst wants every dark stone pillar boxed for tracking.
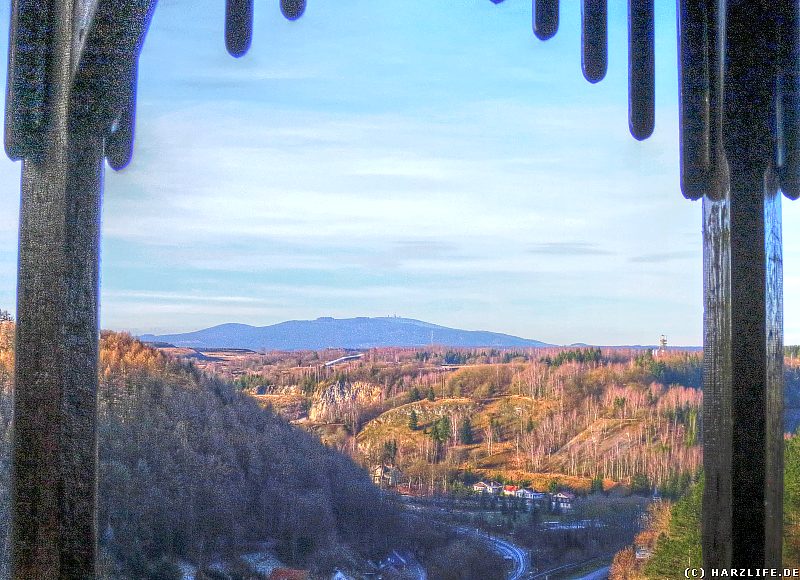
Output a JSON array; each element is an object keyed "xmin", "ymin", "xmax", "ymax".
[
  {"xmin": 764, "ymin": 187, "xmax": 784, "ymax": 567},
  {"xmin": 702, "ymin": 2, "xmax": 784, "ymax": 568},
  {"xmin": 12, "ymin": 135, "xmax": 103, "ymax": 580},
  {"xmin": 10, "ymin": 2, "xmax": 104, "ymax": 577},
  {"xmin": 702, "ymin": 170, "xmax": 784, "ymax": 569}
]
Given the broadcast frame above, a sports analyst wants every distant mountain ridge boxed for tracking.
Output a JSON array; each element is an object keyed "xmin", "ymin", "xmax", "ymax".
[{"xmin": 139, "ymin": 316, "xmax": 554, "ymax": 351}]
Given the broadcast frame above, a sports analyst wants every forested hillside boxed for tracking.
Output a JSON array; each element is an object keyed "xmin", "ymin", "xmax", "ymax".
[
  {"xmin": 609, "ymin": 434, "xmax": 800, "ymax": 578},
  {"xmin": 205, "ymin": 346, "xmax": 705, "ymax": 494},
  {"xmin": 0, "ymin": 327, "xmax": 501, "ymax": 578},
  {"xmin": 0, "ymin": 321, "xmax": 12, "ymax": 578}
]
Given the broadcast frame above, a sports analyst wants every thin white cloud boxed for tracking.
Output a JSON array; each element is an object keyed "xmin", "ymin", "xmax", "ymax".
[{"xmin": 104, "ymin": 290, "xmax": 268, "ymax": 304}]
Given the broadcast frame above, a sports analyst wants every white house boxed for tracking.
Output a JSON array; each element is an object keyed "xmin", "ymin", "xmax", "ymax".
[
  {"xmin": 372, "ymin": 465, "xmax": 400, "ymax": 487},
  {"xmin": 473, "ymin": 481, "xmax": 502, "ymax": 494},
  {"xmin": 516, "ymin": 488, "xmax": 547, "ymax": 501},
  {"xmin": 551, "ymin": 491, "xmax": 575, "ymax": 511}
]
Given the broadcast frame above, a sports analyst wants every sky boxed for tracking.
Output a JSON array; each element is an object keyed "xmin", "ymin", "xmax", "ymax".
[{"xmin": 0, "ymin": 0, "xmax": 799, "ymax": 345}]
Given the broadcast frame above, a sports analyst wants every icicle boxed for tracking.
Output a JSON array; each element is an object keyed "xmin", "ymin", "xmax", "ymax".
[
  {"xmin": 281, "ymin": 0, "xmax": 306, "ymax": 21},
  {"xmin": 581, "ymin": 0, "xmax": 607, "ymax": 83},
  {"xmin": 705, "ymin": 0, "xmax": 726, "ymax": 200},
  {"xmin": 106, "ymin": 63, "xmax": 137, "ymax": 171},
  {"xmin": 628, "ymin": 0, "xmax": 655, "ymax": 140},
  {"xmin": 777, "ymin": 3, "xmax": 800, "ymax": 199},
  {"xmin": 225, "ymin": 0, "xmax": 253, "ymax": 58},
  {"xmin": 722, "ymin": 2, "xmax": 778, "ymax": 178},
  {"xmin": 5, "ymin": 0, "xmax": 52, "ymax": 160},
  {"xmin": 533, "ymin": 0, "xmax": 558, "ymax": 41},
  {"xmin": 677, "ymin": 0, "xmax": 709, "ymax": 199}
]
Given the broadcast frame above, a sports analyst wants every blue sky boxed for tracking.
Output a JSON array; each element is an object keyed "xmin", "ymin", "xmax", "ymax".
[{"xmin": 0, "ymin": 0, "xmax": 798, "ymax": 345}]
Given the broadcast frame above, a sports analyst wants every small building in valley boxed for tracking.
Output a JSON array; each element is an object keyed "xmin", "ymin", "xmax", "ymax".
[
  {"xmin": 516, "ymin": 488, "xmax": 550, "ymax": 507},
  {"xmin": 372, "ymin": 465, "xmax": 400, "ymax": 487},
  {"xmin": 550, "ymin": 491, "xmax": 576, "ymax": 512},
  {"xmin": 515, "ymin": 488, "xmax": 536, "ymax": 500},
  {"xmin": 472, "ymin": 481, "xmax": 503, "ymax": 495}
]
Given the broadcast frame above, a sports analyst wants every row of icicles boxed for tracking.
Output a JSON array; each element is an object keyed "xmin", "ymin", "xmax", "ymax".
[
  {"xmin": 226, "ymin": 0, "xmax": 652, "ymax": 142},
  {"xmin": 224, "ymin": 0, "xmax": 800, "ymax": 201}
]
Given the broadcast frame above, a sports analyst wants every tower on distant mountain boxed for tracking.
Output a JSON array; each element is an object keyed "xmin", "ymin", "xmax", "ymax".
[{"xmin": 658, "ymin": 335, "xmax": 668, "ymax": 357}]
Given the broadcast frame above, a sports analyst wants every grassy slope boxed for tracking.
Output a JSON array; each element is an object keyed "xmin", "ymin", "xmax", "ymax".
[
  {"xmin": 205, "ymin": 349, "xmax": 707, "ymax": 491},
  {"xmin": 356, "ymin": 384, "xmax": 693, "ymax": 490}
]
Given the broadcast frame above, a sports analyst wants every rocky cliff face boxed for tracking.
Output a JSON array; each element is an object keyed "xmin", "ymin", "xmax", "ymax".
[{"xmin": 309, "ymin": 381, "xmax": 382, "ymax": 423}]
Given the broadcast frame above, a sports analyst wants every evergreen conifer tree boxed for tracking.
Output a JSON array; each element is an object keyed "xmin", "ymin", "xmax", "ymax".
[
  {"xmin": 459, "ymin": 417, "xmax": 474, "ymax": 444},
  {"xmin": 408, "ymin": 409, "xmax": 418, "ymax": 430}
]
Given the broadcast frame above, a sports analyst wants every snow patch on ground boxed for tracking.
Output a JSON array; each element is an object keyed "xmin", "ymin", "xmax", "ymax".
[
  {"xmin": 177, "ymin": 541, "xmax": 283, "ymax": 579},
  {"xmin": 177, "ymin": 561, "xmax": 196, "ymax": 580},
  {"xmin": 241, "ymin": 551, "xmax": 284, "ymax": 575}
]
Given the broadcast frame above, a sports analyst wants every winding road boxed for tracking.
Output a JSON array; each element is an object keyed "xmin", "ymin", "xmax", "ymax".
[
  {"xmin": 456, "ymin": 527, "xmax": 530, "ymax": 580},
  {"xmin": 391, "ymin": 549, "xmax": 427, "ymax": 580},
  {"xmin": 575, "ymin": 565, "xmax": 610, "ymax": 580}
]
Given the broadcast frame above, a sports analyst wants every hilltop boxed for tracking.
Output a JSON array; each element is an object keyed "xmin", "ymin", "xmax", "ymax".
[
  {"xmin": 184, "ymin": 344, "xmax": 707, "ymax": 496},
  {"xmin": 139, "ymin": 316, "xmax": 554, "ymax": 351}
]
